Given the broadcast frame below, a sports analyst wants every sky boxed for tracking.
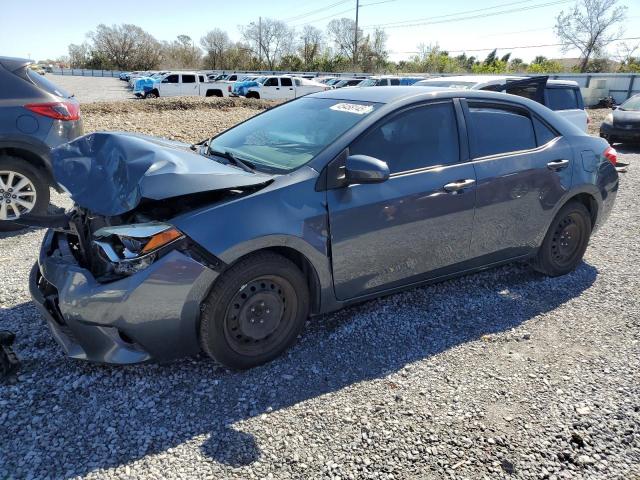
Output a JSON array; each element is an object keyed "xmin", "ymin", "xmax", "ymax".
[{"xmin": 1, "ymin": 0, "xmax": 639, "ymax": 63}]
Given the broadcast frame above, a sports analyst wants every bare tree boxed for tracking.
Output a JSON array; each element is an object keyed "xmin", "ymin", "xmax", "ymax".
[
  {"xmin": 162, "ymin": 35, "xmax": 202, "ymax": 69},
  {"xmin": 554, "ymin": 0, "xmax": 627, "ymax": 72},
  {"xmin": 89, "ymin": 24, "xmax": 157, "ymax": 69},
  {"xmin": 68, "ymin": 43, "xmax": 90, "ymax": 68},
  {"xmin": 299, "ymin": 25, "xmax": 323, "ymax": 69},
  {"xmin": 200, "ymin": 29, "xmax": 230, "ymax": 69},
  {"xmin": 327, "ymin": 18, "xmax": 363, "ymax": 65},
  {"xmin": 241, "ymin": 18, "xmax": 294, "ymax": 70}
]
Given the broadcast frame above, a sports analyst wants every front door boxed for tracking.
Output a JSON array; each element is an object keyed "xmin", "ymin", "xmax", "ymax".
[
  {"xmin": 327, "ymin": 100, "xmax": 477, "ymax": 300},
  {"xmin": 463, "ymin": 100, "xmax": 574, "ymax": 261},
  {"xmin": 260, "ymin": 77, "xmax": 280, "ymax": 100},
  {"xmin": 160, "ymin": 74, "xmax": 180, "ymax": 96}
]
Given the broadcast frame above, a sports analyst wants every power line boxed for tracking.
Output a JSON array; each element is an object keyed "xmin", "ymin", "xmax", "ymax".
[
  {"xmin": 362, "ymin": 0, "xmax": 572, "ymax": 30},
  {"xmin": 282, "ymin": 0, "xmax": 352, "ymax": 23},
  {"xmin": 291, "ymin": 0, "xmax": 397, "ymax": 27}
]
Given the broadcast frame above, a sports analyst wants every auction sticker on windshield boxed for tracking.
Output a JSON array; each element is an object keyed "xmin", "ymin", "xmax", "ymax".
[{"xmin": 330, "ymin": 103, "xmax": 375, "ymax": 115}]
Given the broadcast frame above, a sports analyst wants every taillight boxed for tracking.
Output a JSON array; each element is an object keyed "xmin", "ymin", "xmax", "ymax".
[
  {"xmin": 24, "ymin": 101, "xmax": 80, "ymax": 121},
  {"xmin": 228, "ymin": 86, "xmax": 231, "ymax": 92},
  {"xmin": 603, "ymin": 146, "xmax": 617, "ymax": 166}
]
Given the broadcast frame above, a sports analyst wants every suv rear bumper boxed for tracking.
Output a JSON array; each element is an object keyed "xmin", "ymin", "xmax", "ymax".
[
  {"xmin": 29, "ymin": 229, "xmax": 218, "ymax": 364},
  {"xmin": 600, "ymin": 123, "xmax": 640, "ymax": 141}
]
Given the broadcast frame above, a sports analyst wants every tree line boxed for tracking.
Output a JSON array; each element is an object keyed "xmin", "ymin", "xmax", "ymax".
[{"xmin": 61, "ymin": 0, "xmax": 638, "ymax": 74}]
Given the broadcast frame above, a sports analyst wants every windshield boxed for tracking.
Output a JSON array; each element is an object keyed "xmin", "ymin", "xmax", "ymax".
[
  {"xmin": 359, "ymin": 79, "xmax": 379, "ymax": 87},
  {"xmin": 209, "ymin": 97, "xmax": 381, "ymax": 173},
  {"xmin": 415, "ymin": 80, "xmax": 477, "ymax": 89},
  {"xmin": 620, "ymin": 95, "xmax": 640, "ymax": 111}
]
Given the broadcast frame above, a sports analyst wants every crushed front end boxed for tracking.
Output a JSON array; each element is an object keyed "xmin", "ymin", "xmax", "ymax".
[{"xmin": 29, "ymin": 207, "xmax": 221, "ymax": 364}]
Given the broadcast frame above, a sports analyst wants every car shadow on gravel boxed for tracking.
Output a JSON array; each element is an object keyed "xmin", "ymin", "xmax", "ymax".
[{"xmin": 0, "ymin": 262, "xmax": 598, "ymax": 477}]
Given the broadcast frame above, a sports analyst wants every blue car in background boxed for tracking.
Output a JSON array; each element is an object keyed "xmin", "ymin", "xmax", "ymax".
[
  {"xmin": 133, "ymin": 72, "xmax": 169, "ymax": 97},
  {"xmin": 231, "ymin": 76, "xmax": 267, "ymax": 96}
]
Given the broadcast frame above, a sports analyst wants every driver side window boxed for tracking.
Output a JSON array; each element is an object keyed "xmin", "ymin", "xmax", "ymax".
[{"xmin": 350, "ymin": 101, "xmax": 461, "ymax": 174}]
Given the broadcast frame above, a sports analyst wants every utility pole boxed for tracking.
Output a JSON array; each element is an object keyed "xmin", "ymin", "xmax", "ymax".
[
  {"xmin": 258, "ymin": 16, "xmax": 262, "ymax": 69},
  {"xmin": 353, "ymin": 0, "xmax": 360, "ymax": 67}
]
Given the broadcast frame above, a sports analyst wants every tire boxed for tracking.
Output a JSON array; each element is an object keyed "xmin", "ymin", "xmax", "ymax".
[
  {"xmin": 246, "ymin": 92, "xmax": 260, "ymax": 99},
  {"xmin": 0, "ymin": 156, "xmax": 50, "ymax": 232},
  {"xmin": 144, "ymin": 91, "xmax": 158, "ymax": 99},
  {"xmin": 200, "ymin": 252, "xmax": 310, "ymax": 369},
  {"xmin": 532, "ymin": 201, "xmax": 592, "ymax": 277}
]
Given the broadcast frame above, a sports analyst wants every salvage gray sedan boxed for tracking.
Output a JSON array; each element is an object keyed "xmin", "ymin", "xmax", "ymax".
[{"xmin": 30, "ymin": 87, "xmax": 619, "ymax": 369}]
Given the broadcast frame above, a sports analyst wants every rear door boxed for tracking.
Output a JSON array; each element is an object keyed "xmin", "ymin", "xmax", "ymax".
[
  {"xmin": 180, "ymin": 74, "xmax": 198, "ymax": 96},
  {"xmin": 545, "ymin": 86, "xmax": 588, "ymax": 132},
  {"xmin": 327, "ymin": 100, "xmax": 477, "ymax": 300},
  {"xmin": 279, "ymin": 77, "xmax": 296, "ymax": 99},
  {"xmin": 463, "ymin": 100, "xmax": 574, "ymax": 263},
  {"xmin": 160, "ymin": 74, "xmax": 180, "ymax": 96}
]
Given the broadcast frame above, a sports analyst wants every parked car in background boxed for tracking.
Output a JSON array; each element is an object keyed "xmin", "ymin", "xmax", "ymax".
[
  {"xmin": 28, "ymin": 64, "xmax": 46, "ymax": 76},
  {"xmin": 31, "ymin": 87, "xmax": 617, "ymax": 369},
  {"xmin": 244, "ymin": 76, "xmax": 329, "ymax": 100},
  {"xmin": 358, "ymin": 76, "xmax": 425, "ymax": 87},
  {"xmin": 132, "ymin": 71, "xmax": 169, "ymax": 97},
  {"xmin": 231, "ymin": 76, "xmax": 267, "ymax": 97},
  {"xmin": 0, "ymin": 56, "xmax": 83, "ymax": 231},
  {"xmin": 414, "ymin": 75, "xmax": 589, "ymax": 132},
  {"xmin": 333, "ymin": 78, "xmax": 364, "ymax": 88},
  {"xmin": 142, "ymin": 71, "xmax": 229, "ymax": 98},
  {"xmin": 600, "ymin": 93, "xmax": 640, "ymax": 145}
]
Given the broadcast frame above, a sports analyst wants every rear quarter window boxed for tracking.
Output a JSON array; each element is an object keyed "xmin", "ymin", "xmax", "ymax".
[
  {"xmin": 24, "ymin": 68, "xmax": 70, "ymax": 98},
  {"xmin": 545, "ymin": 87, "xmax": 579, "ymax": 111}
]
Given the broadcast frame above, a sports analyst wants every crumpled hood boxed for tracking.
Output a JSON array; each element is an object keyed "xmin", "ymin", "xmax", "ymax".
[{"xmin": 51, "ymin": 132, "xmax": 273, "ymax": 216}]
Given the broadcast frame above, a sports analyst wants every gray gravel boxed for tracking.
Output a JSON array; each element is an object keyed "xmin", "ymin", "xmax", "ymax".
[
  {"xmin": 0, "ymin": 142, "xmax": 638, "ymax": 479},
  {"xmin": 50, "ymin": 75, "xmax": 135, "ymax": 103}
]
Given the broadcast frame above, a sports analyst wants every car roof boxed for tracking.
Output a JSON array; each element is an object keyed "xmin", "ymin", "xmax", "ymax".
[
  {"xmin": 311, "ymin": 85, "xmax": 551, "ymax": 105},
  {"xmin": 0, "ymin": 56, "xmax": 32, "ymax": 72},
  {"xmin": 421, "ymin": 75, "xmax": 580, "ymax": 88}
]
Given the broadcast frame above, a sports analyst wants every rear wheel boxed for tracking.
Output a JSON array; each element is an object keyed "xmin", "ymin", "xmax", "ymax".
[
  {"xmin": 200, "ymin": 252, "xmax": 309, "ymax": 369},
  {"xmin": 0, "ymin": 156, "xmax": 50, "ymax": 232},
  {"xmin": 532, "ymin": 201, "xmax": 591, "ymax": 277}
]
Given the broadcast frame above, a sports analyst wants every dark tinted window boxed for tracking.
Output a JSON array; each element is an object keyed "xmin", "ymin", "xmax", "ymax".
[
  {"xmin": 350, "ymin": 102, "xmax": 460, "ymax": 174},
  {"xmin": 25, "ymin": 68, "xmax": 70, "ymax": 98},
  {"xmin": 389, "ymin": 78, "xmax": 400, "ymax": 86},
  {"xmin": 508, "ymin": 85, "xmax": 538, "ymax": 100},
  {"xmin": 199, "ymin": 75, "xmax": 205, "ymax": 83},
  {"xmin": 182, "ymin": 74, "xmax": 196, "ymax": 83},
  {"xmin": 545, "ymin": 87, "xmax": 578, "ymax": 110},
  {"xmin": 468, "ymin": 106, "xmax": 536, "ymax": 157},
  {"xmin": 348, "ymin": 80, "xmax": 362, "ymax": 86},
  {"xmin": 264, "ymin": 78, "xmax": 278, "ymax": 87},
  {"xmin": 280, "ymin": 77, "xmax": 293, "ymax": 87},
  {"xmin": 533, "ymin": 117, "xmax": 558, "ymax": 145},
  {"xmin": 164, "ymin": 74, "xmax": 179, "ymax": 83}
]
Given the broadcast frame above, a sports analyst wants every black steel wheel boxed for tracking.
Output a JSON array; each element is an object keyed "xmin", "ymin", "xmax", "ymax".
[
  {"xmin": 200, "ymin": 252, "xmax": 309, "ymax": 369},
  {"xmin": 532, "ymin": 201, "xmax": 591, "ymax": 277}
]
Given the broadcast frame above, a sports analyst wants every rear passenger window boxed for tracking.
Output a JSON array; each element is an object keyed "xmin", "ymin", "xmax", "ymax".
[
  {"xmin": 533, "ymin": 117, "xmax": 558, "ymax": 146},
  {"xmin": 182, "ymin": 75, "xmax": 196, "ymax": 83},
  {"xmin": 545, "ymin": 88, "xmax": 578, "ymax": 110},
  {"xmin": 350, "ymin": 102, "xmax": 460, "ymax": 174},
  {"xmin": 468, "ymin": 106, "xmax": 536, "ymax": 157},
  {"xmin": 389, "ymin": 78, "xmax": 400, "ymax": 86},
  {"xmin": 164, "ymin": 74, "xmax": 179, "ymax": 83},
  {"xmin": 264, "ymin": 78, "xmax": 278, "ymax": 87},
  {"xmin": 280, "ymin": 77, "xmax": 293, "ymax": 87},
  {"xmin": 199, "ymin": 75, "xmax": 205, "ymax": 83}
]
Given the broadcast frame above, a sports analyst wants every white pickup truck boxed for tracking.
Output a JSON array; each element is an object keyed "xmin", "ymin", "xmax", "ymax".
[
  {"xmin": 143, "ymin": 71, "xmax": 231, "ymax": 99},
  {"xmin": 244, "ymin": 76, "xmax": 330, "ymax": 100},
  {"xmin": 414, "ymin": 75, "xmax": 589, "ymax": 132}
]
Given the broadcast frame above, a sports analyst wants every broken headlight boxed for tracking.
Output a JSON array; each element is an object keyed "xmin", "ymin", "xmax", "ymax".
[{"xmin": 92, "ymin": 222, "xmax": 184, "ymax": 276}]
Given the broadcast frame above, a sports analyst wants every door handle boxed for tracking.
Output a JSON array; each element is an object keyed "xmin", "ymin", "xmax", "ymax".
[
  {"xmin": 443, "ymin": 179, "xmax": 475, "ymax": 193},
  {"xmin": 547, "ymin": 159, "xmax": 570, "ymax": 170},
  {"xmin": 289, "ymin": 88, "xmax": 294, "ymax": 90},
  {"xmin": 276, "ymin": 87, "xmax": 280, "ymax": 90}
]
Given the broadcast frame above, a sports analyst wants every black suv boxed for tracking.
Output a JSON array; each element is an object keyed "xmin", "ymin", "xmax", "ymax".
[{"xmin": 0, "ymin": 56, "xmax": 83, "ymax": 231}]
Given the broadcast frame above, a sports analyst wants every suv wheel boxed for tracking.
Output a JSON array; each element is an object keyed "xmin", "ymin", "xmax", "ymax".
[
  {"xmin": 532, "ymin": 201, "xmax": 591, "ymax": 277},
  {"xmin": 144, "ymin": 91, "xmax": 158, "ymax": 99},
  {"xmin": 200, "ymin": 252, "xmax": 309, "ymax": 369},
  {"xmin": 0, "ymin": 156, "xmax": 50, "ymax": 232}
]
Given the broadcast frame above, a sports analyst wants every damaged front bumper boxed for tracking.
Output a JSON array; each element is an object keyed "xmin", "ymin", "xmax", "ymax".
[{"xmin": 29, "ymin": 229, "xmax": 219, "ymax": 364}]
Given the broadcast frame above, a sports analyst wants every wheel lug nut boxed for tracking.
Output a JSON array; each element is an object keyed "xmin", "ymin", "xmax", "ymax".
[
  {"xmin": 11, "ymin": 195, "xmax": 16, "ymax": 199},
  {"xmin": 266, "ymin": 309, "xmax": 270, "ymax": 314},
  {"xmin": 259, "ymin": 319, "xmax": 264, "ymax": 324},
  {"xmin": 7, "ymin": 189, "xmax": 12, "ymax": 193}
]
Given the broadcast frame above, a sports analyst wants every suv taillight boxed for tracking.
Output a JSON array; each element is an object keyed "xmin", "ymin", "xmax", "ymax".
[
  {"xmin": 24, "ymin": 101, "xmax": 80, "ymax": 121},
  {"xmin": 603, "ymin": 146, "xmax": 617, "ymax": 166}
]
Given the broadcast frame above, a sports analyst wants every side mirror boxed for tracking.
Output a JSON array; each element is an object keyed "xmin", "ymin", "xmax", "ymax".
[{"xmin": 344, "ymin": 155, "xmax": 390, "ymax": 185}]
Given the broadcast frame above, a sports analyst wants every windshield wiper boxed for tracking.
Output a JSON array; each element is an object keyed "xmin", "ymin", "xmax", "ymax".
[
  {"xmin": 209, "ymin": 148, "xmax": 256, "ymax": 173},
  {"xmin": 190, "ymin": 138, "xmax": 209, "ymax": 151}
]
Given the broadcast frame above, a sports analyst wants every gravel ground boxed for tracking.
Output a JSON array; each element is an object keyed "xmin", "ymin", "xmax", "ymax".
[
  {"xmin": 50, "ymin": 75, "xmax": 135, "ymax": 103},
  {"xmin": 0, "ymin": 102, "xmax": 638, "ymax": 480}
]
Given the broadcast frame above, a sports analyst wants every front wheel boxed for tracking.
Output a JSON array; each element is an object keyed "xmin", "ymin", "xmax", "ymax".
[
  {"xmin": 200, "ymin": 252, "xmax": 309, "ymax": 369},
  {"xmin": 0, "ymin": 156, "xmax": 50, "ymax": 232},
  {"xmin": 144, "ymin": 91, "xmax": 158, "ymax": 99},
  {"xmin": 532, "ymin": 201, "xmax": 592, "ymax": 277},
  {"xmin": 246, "ymin": 91, "xmax": 260, "ymax": 99}
]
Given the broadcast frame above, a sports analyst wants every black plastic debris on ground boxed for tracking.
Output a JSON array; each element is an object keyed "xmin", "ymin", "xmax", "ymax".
[{"xmin": 0, "ymin": 330, "xmax": 20, "ymax": 383}]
